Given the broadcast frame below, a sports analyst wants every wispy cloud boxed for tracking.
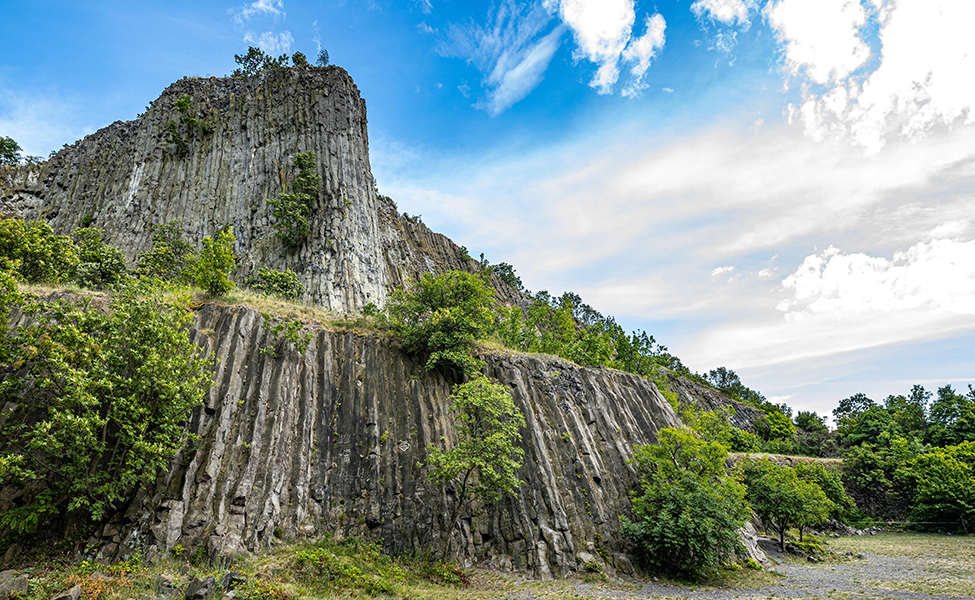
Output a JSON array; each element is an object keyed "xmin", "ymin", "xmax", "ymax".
[
  {"xmin": 691, "ymin": 0, "xmax": 759, "ymax": 27},
  {"xmin": 439, "ymin": 0, "xmax": 562, "ymax": 116},
  {"xmin": 414, "ymin": 0, "xmax": 432, "ymax": 14},
  {"xmin": 232, "ymin": 0, "xmax": 285, "ymax": 27},
  {"xmin": 0, "ymin": 86, "xmax": 94, "ymax": 157},
  {"xmin": 243, "ymin": 30, "xmax": 294, "ymax": 55},
  {"xmin": 439, "ymin": 0, "xmax": 667, "ymax": 113},
  {"xmin": 231, "ymin": 0, "xmax": 292, "ymax": 55}
]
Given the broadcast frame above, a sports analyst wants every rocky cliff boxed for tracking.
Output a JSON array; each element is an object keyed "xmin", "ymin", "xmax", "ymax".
[
  {"xmin": 0, "ymin": 67, "xmax": 522, "ymax": 312},
  {"xmin": 663, "ymin": 370, "xmax": 764, "ymax": 433},
  {"xmin": 51, "ymin": 302, "xmax": 680, "ymax": 578}
]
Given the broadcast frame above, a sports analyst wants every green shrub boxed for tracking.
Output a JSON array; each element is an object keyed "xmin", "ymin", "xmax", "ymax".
[
  {"xmin": 267, "ymin": 152, "xmax": 320, "ymax": 248},
  {"xmin": 387, "ymin": 270, "xmax": 493, "ymax": 375},
  {"xmin": 0, "ymin": 283, "xmax": 212, "ymax": 532},
  {"xmin": 0, "ymin": 218, "xmax": 79, "ymax": 283},
  {"xmin": 621, "ymin": 427, "xmax": 748, "ymax": 580},
  {"xmin": 136, "ymin": 221, "xmax": 197, "ymax": 283},
  {"xmin": 248, "ymin": 267, "xmax": 303, "ymax": 301},
  {"xmin": 71, "ymin": 227, "xmax": 127, "ymax": 289},
  {"xmin": 194, "ymin": 227, "xmax": 236, "ymax": 296}
]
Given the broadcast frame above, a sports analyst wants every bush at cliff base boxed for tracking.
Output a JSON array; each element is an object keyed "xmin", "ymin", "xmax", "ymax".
[
  {"xmin": 621, "ymin": 427, "xmax": 749, "ymax": 580},
  {"xmin": 0, "ymin": 280, "xmax": 212, "ymax": 534}
]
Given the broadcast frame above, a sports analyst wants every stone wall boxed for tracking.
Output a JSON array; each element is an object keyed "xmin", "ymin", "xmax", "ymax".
[{"xmin": 80, "ymin": 302, "xmax": 680, "ymax": 578}]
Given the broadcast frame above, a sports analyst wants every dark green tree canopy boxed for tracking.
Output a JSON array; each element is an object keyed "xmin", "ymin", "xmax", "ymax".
[{"xmin": 0, "ymin": 136, "xmax": 22, "ymax": 166}]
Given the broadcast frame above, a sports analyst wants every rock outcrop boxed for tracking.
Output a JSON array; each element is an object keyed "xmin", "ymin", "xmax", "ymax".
[
  {"xmin": 64, "ymin": 302, "xmax": 680, "ymax": 578},
  {"xmin": 664, "ymin": 370, "xmax": 764, "ymax": 432},
  {"xmin": 0, "ymin": 68, "xmax": 522, "ymax": 312}
]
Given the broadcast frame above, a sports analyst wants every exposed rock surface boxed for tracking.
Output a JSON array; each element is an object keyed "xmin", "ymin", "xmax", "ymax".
[
  {"xmin": 0, "ymin": 68, "xmax": 522, "ymax": 312},
  {"xmin": 57, "ymin": 302, "xmax": 680, "ymax": 578},
  {"xmin": 663, "ymin": 370, "xmax": 763, "ymax": 432}
]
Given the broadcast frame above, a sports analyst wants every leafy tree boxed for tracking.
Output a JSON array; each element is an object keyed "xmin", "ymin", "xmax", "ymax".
[
  {"xmin": 71, "ymin": 227, "xmax": 127, "ymax": 289},
  {"xmin": 232, "ymin": 46, "xmax": 290, "ymax": 77},
  {"xmin": 135, "ymin": 221, "xmax": 197, "ymax": 283},
  {"xmin": 291, "ymin": 51, "xmax": 308, "ymax": 66},
  {"xmin": 426, "ymin": 376, "xmax": 525, "ymax": 559},
  {"xmin": 0, "ymin": 136, "xmax": 22, "ymax": 166},
  {"xmin": 833, "ymin": 392, "xmax": 876, "ymax": 422},
  {"xmin": 678, "ymin": 404, "xmax": 761, "ymax": 452},
  {"xmin": 840, "ymin": 436, "xmax": 922, "ymax": 518},
  {"xmin": 836, "ymin": 406, "xmax": 900, "ymax": 448},
  {"xmin": 267, "ymin": 152, "xmax": 321, "ymax": 247},
  {"xmin": 927, "ymin": 385, "xmax": 975, "ymax": 447},
  {"xmin": 0, "ymin": 283, "xmax": 212, "ymax": 532},
  {"xmin": 621, "ymin": 427, "xmax": 749, "ymax": 580},
  {"xmin": 896, "ymin": 441, "xmax": 975, "ymax": 533},
  {"xmin": 247, "ymin": 266, "xmax": 303, "ymax": 301},
  {"xmin": 0, "ymin": 218, "xmax": 79, "ymax": 283},
  {"xmin": 739, "ymin": 459, "xmax": 833, "ymax": 548},
  {"xmin": 387, "ymin": 270, "xmax": 493, "ymax": 376},
  {"xmin": 793, "ymin": 462, "xmax": 856, "ymax": 522},
  {"xmin": 195, "ymin": 227, "xmax": 237, "ymax": 296},
  {"xmin": 316, "ymin": 48, "xmax": 330, "ymax": 67}
]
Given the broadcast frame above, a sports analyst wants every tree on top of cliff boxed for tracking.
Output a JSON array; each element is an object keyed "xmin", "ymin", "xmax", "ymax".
[
  {"xmin": 0, "ymin": 136, "xmax": 22, "ymax": 166},
  {"xmin": 386, "ymin": 270, "xmax": 494, "ymax": 376},
  {"xmin": 232, "ymin": 47, "xmax": 316, "ymax": 77}
]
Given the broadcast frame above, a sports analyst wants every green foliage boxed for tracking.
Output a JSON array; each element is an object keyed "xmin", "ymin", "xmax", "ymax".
[
  {"xmin": 267, "ymin": 152, "xmax": 320, "ymax": 248},
  {"xmin": 259, "ymin": 312, "xmax": 312, "ymax": 357},
  {"xmin": 194, "ymin": 227, "xmax": 237, "ymax": 296},
  {"xmin": 291, "ymin": 51, "xmax": 308, "ymax": 66},
  {"xmin": 0, "ymin": 283, "xmax": 212, "ymax": 532},
  {"xmin": 247, "ymin": 267, "xmax": 304, "ymax": 301},
  {"xmin": 426, "ymin": 376, "xmax": 525, "ymax": 558},
  {"xmin": 621, "ymin": 427, "xmax": 748, "ymax": 580},
  {"xmin": 0, "ymin": 218, "xmax": 79, "ymax": 283},
  {"xmin": 164, "ymin": 95, "xmax": 210, "ymax": 157},
  {"xmin": 738, "ymin": 459, "xmax": 833, "ymax": 548},
  {"xmin": 896, "ymin": 441, "xmax": 975, "ymax": 532},
  {"xmin": 295, "ymin": 535, "xmax": 406, "ymax": 597},
  {"xmin": 387, "ymin": 270, "xmax": 494, "ymax": 375},
  {"xmin": 927, "ymin": 384, "xmax": 975, "ymax": 447},
  {"xmin": 136, "ymin": 221, "xmax": 197, "ymax": 283},
  {"xmin": 316, "ymin": 48, "xmax": 330, "ymax": 67},
  {"xmin": 793, "ymin": 462, "xmax": 856, "ymax": 521},
  {"xmin": 71, "ymin": 227, "xmax": 127, "ymax": 289},
  {"xmin": 678, "ymin": 404, "xmax": 761, "ymax": 452},
  {"xmin": 841, "ymin": 436, "xmax": 922, "ymax": 518},
  {"xmin": 234, "ymin": 577, "xmax": 290, "ymax": 600},
  {"xmin": 232, "ymin": 46, "xmax": 290, "ymax": 77},
  {"xmin": 0, "ymin": 136, "xmax": 22, "ymax": 165}
]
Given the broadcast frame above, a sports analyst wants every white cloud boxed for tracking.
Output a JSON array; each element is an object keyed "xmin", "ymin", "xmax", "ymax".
[
  {"xmin": 766, "ymin": 0, "xmax": 870, "ymax": 85},
  {"xmin": 552, "ymin": 0, "xmax": 666, "ymax": 95},
  {"xmin": 771, "ymin": 0, "xmax": 975, "ymax": 153},
  {"xmin": 243, "ymin": 30, "xmax": 294, "ymax": 55},
  {"xmin": 711, "ymin": 266, "xmax": 735, "ymax": 277},
  {"xmin": 621, "ymin": 13, "xmax": 666, "ymax": 97},
  {"xmin": 440, "ymin": 0, "xmax": 562, "ymax": 116},
  {"xmin": 415, "ymin": 0, "xmax": 433, "ymax": 14},
  {"xmin": 417, "ymin": 21, "xmax": 436, "ymax": 35},
  {"xmin": 232, "ymin": 0, "xmax": 285, "ymax": 26},
  {"xmin": 691, "ymin": 0, "xmax": 758, "ymax": 27},
  {"xmin": 779, "ymin": 238, "xmax": 975, "ymax": 317}
]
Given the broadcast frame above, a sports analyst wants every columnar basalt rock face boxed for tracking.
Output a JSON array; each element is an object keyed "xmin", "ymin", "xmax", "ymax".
[
  {"xmin": 2, "ymin": 69, "xmax": 385, "ymax": 312},
  {"xmin": 91, "ymin": 303, "xmax": 680, "ymax": 577}
]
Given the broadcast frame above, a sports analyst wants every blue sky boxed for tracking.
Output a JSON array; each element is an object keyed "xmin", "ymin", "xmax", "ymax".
[{"xmin": 3, "ymin": 0, "xmax": 974, "ymax": 421}]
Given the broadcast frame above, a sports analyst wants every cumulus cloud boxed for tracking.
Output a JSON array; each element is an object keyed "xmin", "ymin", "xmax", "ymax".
[
  {"xmin": 552, "ymin": 0, "xmax": 666, "ymax": 94},
  {"xmin": 766, "ymin": 0, "xmax": 870, "ymax": 85},
  {"xmin": 711, "ymin": 266, "xmax": 735, "ymax": 277},
  {"xmin": 232, "ymin": 0, "xmax": 284, "ymax": 26},
  {"xmin": 778, "ymin": 238, "xmax": 975, "ymax": 317},
  {"xmin": 440, "ymin": 1, "xmax": 562, "ymax": 116},
  {"xmin": 771, "ymin": 0, "xmax": 975, "ymax": 152}
]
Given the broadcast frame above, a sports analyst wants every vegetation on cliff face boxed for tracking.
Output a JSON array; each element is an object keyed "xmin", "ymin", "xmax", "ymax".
[{"xmin": 0, "ymin": 282, "xmax": 212, "ymax": 533}]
